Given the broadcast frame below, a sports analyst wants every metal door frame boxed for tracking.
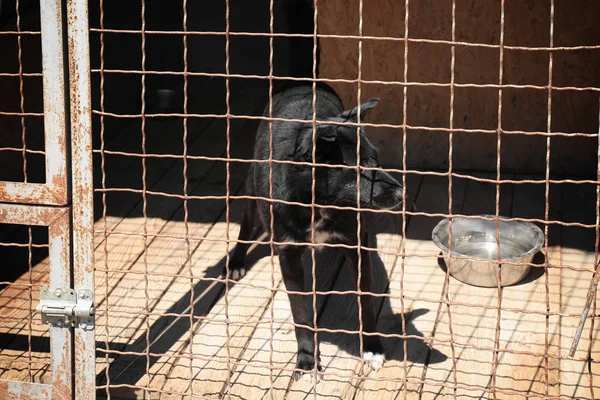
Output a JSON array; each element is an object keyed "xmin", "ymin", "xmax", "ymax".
[
  {"xmin": 0, "ymin": 0, "xmax": 95, "ymax": 398},
  {"xmin": 0, "ymin": 205, "xmax": 72, "ymax": 399},
  {"xmin": 0, "ymin": 0, "xmax": 68, "ymax": 206},
  {"xmin": 66, "ymin": 0, "xmax": 95, "ymax": 398}
]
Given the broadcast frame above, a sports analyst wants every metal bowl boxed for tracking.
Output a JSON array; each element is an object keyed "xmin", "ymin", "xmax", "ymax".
[{"xmin": 431, "ymin": 215, "xmax": 544, "ymax": 287}]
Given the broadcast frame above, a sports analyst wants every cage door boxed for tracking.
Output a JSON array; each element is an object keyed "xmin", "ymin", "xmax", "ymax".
[
  {"xmin": 0, "ymin": 0, "xmax": 68, "ymax": 206},
  {"xmin": 0, "ymin": 205, "xmax": 72, "ymax": 399}
]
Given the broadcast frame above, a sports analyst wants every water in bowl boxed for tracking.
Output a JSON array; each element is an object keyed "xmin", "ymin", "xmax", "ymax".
[{"xmin": 451, "ymin": 235, "xmax": 529, "ymax": 261}]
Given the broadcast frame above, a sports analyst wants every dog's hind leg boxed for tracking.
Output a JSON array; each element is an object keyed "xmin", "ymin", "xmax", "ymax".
[
  {"xmin": 343, "ymin": 230, "xmax": 385, "ymax": 371},
  {"xmin": 279, "ymin": 246, "xmax": 322, "ymax": 381}
]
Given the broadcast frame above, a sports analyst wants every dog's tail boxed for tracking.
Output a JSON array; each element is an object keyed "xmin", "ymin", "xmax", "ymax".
[{"xmin": 248, "ymin": 231, "xmax": 269, "ymax": 254}]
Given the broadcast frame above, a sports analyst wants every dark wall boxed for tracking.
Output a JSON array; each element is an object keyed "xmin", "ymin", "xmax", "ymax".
[
  {"xmin": 0, "ymin": 0, "xmax": 38, "ymax": 22},
  {"xmin": 89, "ymin": 0, "xmax": 316, "ymax": 119}
]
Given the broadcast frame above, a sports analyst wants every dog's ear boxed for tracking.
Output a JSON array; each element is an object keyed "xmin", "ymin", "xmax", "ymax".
[
  {"xmin": 296, "ymin": 123, "xmax": 338, "ymax": 159},
  {"xmin": 341, "ymin": 98, "xmax": 380, "ymax": 121}
]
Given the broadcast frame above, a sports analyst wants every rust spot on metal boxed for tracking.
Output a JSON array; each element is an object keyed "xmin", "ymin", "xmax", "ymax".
[
  {"xmin": 52, "ymin": 379, "xmax": 71, "ymax": 400},
  {"xmin": 54, "ymin": 347, "xmax": 72, "ymax": 400},
  {"xmin": 51, "ymin": 175, "xmax": 68, "ymax": 204},
  {"xmin": 0, "ymin": 204, "xmax": 67, "ymax": 226},
  {"xmin": 0, "ymin": 381, "xmax": 8, "ymax": 399},
  {"xmin": 48, "ymin": 126, "xmax": 69, "ymax": 205},
  {"xmin": 0, "ymin": 381, "xmax": 52, "ymax": 399}
]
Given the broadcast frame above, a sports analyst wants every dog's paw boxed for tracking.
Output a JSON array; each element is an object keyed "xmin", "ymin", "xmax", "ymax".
[
  {"xmin": 293, "ymin": 367, "xmax": 323, "ymax": 383},
  {"xmin": 292, "ymin": 354, "xmax": 323, "ymax": 382},
  {"xmin": 224, "ymin": 262, "xmax": 246, "ymax": 281},
  {"xmin": 363, "ymin": 351, "xmax": 385, "ymax": 371},
  {"xmin": 230, "ymin": 267, "xmax": 246, "ymax": 280},
  {"xmin": 298, "ymin": 370, "xmax": 323, "ymax": 383}
]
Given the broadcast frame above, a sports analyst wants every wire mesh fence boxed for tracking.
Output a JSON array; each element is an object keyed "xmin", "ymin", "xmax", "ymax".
[
  {"xmin": 0, "ymin": 203, "xmax": 73, "ymax": 398},
  {"xmin": 88, "ymin": 0, "xmax": 600, "ymax": 399},
  {"xmin": 0, "ymin": 224, "xmax": 51, "ymax": 384},
  {"xmin": 0, "ymin": 0, "xmax": 44, "ymax": 185},
  {"xmin": 2, "ymin": 0, "xmax": 600, "ymax": 399},
  {"xmin": 0, "ymin": 0, "xmax": 68, "ymax": 207},
  {"xmin": 0, "ymin": 0, "xmax": 49, "ymax": 386}
]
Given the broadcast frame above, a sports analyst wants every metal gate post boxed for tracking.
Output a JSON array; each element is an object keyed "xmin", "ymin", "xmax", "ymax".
[{"xmin": 66, "ymin": 0, "xmax": 96, "ymax": 398}]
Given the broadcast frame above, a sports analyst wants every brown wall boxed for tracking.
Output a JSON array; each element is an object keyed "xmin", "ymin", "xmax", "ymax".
[{"xmin": 318, "ymin": 0, "xmax": 600, "ymax": 176}]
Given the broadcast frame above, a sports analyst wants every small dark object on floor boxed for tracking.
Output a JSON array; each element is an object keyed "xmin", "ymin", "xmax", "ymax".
[{"xmin": 146, "ymin": 88, "xmax": 181, "ymax": 119}]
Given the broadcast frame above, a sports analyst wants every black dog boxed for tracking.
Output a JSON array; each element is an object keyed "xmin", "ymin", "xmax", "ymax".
[{"xmin": 227, "ymin": 83, "xmax": 404, "ymax": 380}]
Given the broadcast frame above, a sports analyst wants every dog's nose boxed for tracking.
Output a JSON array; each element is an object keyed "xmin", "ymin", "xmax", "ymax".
[{"xmin": 393, "ymin": 187, "xmax": 405, "ymax": 203}]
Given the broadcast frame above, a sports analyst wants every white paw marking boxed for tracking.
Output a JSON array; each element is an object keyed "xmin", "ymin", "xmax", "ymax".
[
  {"xmin": 363, "ymin": 352, "xmax": 385, "ymax": 371},
  {"xmin": 301, "ymin": 371, "xmax": 322, "ymax": 383}
]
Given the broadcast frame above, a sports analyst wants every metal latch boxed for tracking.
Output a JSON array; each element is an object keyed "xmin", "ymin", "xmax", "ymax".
[{"xmin": 35, "ymin": 287, "xmax": 95, "ymax": 329}]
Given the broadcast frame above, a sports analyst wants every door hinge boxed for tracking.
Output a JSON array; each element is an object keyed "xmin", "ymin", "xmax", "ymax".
[{"xmin": 35, "ymin": 287, "xmax": 95, "ymax": 329}]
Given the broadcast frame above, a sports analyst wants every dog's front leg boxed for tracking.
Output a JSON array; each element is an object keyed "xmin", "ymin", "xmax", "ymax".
[
  {"xmin": 227, "ymin": 197, "xmax": 259, "ymax": 280},
  {"xmin": 344, "ymin": 231, "xmax": 385, "ymax": 371},
  {"xmin": 279, "ymin": 246, "xmax": 321, "ymax": 381}
]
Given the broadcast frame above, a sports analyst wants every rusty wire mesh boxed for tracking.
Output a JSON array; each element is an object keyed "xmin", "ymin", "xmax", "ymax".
[
  {"xmin": 0, "ymin": 224, "xmax": 51, "ymax": 384},
  {"xmin": 84, "ymin": 0, "xmax": 600, "ymax": 399},
  {"xmin": 0, "ymin": 0, "xmax": 44, "ymax": 185},
  {"xmin": 0, "ymin": 0, "xmax": 51, "ymax": 387}
]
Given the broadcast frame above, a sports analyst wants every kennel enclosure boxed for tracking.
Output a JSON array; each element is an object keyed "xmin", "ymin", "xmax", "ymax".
[{"xmin": 0, "ymin": 0, "xmax": 600, "ymax": 399}]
